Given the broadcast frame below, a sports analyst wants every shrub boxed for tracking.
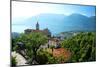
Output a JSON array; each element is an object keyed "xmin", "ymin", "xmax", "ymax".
[{"xmin": 11, "ymin": 56, "xmax": 17, "ymax": 67}]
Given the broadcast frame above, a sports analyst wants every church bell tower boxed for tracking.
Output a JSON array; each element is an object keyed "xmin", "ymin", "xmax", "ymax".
[{"xmin": 36, "ymin": 21, "xmax": 39, "ymax": 30}]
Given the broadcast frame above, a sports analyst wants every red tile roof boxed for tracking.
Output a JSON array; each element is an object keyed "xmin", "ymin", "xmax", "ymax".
[{"xmin": 53, "ymin": 48, "xmax": 71, "ymax": 63}]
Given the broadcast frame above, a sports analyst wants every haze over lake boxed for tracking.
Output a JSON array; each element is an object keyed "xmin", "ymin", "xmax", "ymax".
[{"xmin": 12, "ymin": 1, "xmax": 96, "ymax": 35}]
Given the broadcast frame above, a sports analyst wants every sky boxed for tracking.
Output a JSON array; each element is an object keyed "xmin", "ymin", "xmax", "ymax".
[{"xmin": 12, "ymin": 1, "xmax": 96, "ymax": 33}]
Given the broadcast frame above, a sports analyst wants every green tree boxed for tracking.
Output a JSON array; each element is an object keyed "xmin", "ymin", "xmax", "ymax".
[
  {"xmin": 61, "ymin": 32, "xmax": 96, "ymax": 62},
  {"xmin": 12, "ymin": 38, "xmax": 19, "ymax": 51},
  {"xmin": 50, "ymin": 45, "xmax": 55, "ymax": 53},
  {"xmin": 16, "ymin": 32, "xmax": 48, "ymax": 64}
]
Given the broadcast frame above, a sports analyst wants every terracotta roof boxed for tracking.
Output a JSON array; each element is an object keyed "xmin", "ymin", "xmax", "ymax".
[
  {"xmin": 52, "ymin": 48, "xmax": 71, "ymax": 62},
  {"xmin": 32, "ymin": 30, "xmax": 43, "ymax": 32},
  {"xmin": 49, "ymin": 38, "xmax": 60, "ymax": 42}
]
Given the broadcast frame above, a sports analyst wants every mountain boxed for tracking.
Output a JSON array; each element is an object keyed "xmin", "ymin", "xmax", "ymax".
[
  {"xmin": 12, "ymin": 32, "xmax": 20, "ymax": 39},
  {"xmin": 63, "ymin": 14, "xmax": 96, "ymax": 32},
  {"xmin": 13, "ymin": 13, "xmax": 96, "ymax": 35}
]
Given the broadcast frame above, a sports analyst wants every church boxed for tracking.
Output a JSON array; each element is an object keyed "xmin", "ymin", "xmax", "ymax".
[{"xmin": 24, "ymin": 21, "xmax": 51, "ymax": 37}]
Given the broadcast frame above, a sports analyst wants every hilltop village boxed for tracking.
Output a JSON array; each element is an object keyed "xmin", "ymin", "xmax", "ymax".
[
  {"xmin": 24, "ymin": 21, "xmax": 62, "ymax": 48},
  {"xmin": 12, "ymin": 21, "xmax": 70, "ymax": 65}
]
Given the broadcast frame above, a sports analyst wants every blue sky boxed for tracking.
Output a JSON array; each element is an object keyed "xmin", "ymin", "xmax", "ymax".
[{"xmin": 12, "ymin": 1, "xmax": 96, "ymax": 33}]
